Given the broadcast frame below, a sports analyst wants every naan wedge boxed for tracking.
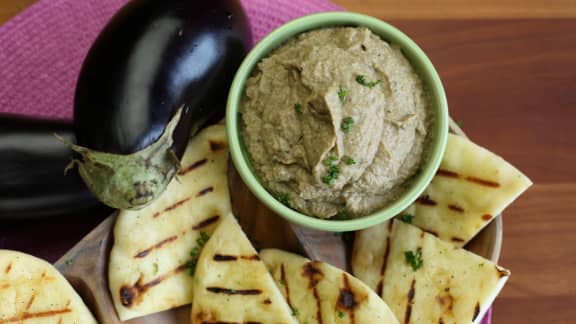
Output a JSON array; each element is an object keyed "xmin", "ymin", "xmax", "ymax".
[
  {"xmin": 191, "ymin": 216, "xmax": 297, "ymax": 324},
  {"xmin": 109, "ymin": 125, "xmax": 232, "ymax": 320},
  {"xmin": 355, "ymin": 220, "xmax": 510, "ymax": 324},
  {"xmin": 260, "ymin": 249, "xmax": 399, "ymax": 324},
  {"xmin": 0, "ymin": 250, "xmax": 97, "ymax": 323},
  {"xmin": 402, "ymin": 133, "xmax": 532, "ymax": 246}
]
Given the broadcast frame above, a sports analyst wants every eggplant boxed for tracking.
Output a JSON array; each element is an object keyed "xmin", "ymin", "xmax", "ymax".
[
  {"xmin": 0, "ymin": 115, "xmax": 109, "ymax": 219},
  {"xmin": 67, "ymin": 0, "xmax": 251, "ymax": 210}
]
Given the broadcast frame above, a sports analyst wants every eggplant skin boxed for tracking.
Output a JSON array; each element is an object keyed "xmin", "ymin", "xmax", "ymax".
[
  {"xmin": 73, "ymin": 0, "xmax": 251, "ymax": 157},
  {"xmin": 0, "ymin": 116, "xmax": 109, "ymax": 219}
]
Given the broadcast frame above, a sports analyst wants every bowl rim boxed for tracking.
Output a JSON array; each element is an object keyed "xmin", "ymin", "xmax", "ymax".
[{"xmin": 226, "ymin": 12, "xmax": 449, "ymax": 232}]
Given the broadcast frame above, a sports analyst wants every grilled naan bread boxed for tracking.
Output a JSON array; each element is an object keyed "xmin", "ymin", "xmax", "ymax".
[
  {"xmin": 401, "ymin": 133, "xmax": 532, "ymax": 246},
  {"xmin": 260, "ymin": 249, "xmax": 399, "ymax": 324},
  {"xmin": 109, "ymin": 125, "xmax": 232, "ymax": 320},
  {"xmin": 0, "ymin": 250, "xmax": 97, "ymax": 323},
  {"xmin": 354, "ymin": 220, "xmax": 509, "ymax": 324},
  {"xmin": 191, "ymin": 216, "xmax": 297, "ymax": 324}
]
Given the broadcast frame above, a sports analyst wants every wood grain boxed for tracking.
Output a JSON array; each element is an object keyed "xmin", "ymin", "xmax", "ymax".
[{"xmin": 332, "ymin": 0, "xmax": 576, "ymax": 19}]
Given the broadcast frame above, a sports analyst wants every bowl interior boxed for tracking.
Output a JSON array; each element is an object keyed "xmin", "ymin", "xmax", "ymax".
[{"xmin": 226, "ymin": 12, "xmax": 448, "ymax": 232}]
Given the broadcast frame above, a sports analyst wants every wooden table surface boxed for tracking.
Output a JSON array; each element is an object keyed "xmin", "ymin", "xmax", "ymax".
[{"xmin": 2, "ymin": 0, "xmax": 575, "ymax": 323}]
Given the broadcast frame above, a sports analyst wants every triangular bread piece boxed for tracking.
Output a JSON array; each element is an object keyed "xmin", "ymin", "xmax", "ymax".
[
  {"xmin": 109, "ymin": 125, "xmax": 232, "ymax": 320},
  {"xmin": 402, "ymin": 133, "xmax": 532, "ymax": 246},
  {"xmin": 260, "ymin": 249, "xmax": 399, "ymax": 324},
  {"xmin": 0, "ymin": 250, "xmax": 97, "ymax": 323},
  {"xmin": 354, "ymin": 220, "xmax": 510, "ymax": 324},
  {"xmin": 191, "ymin": 215, "xmax": 297, "ymax": 324}
]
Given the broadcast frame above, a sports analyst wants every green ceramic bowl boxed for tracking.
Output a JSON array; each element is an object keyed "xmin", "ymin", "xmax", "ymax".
[{"xmin": 226, "ymin": 12, "xmax": 449, "ymax": 232}]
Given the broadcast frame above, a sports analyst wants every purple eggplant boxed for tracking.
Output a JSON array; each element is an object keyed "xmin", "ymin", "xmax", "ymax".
[
  {"xmin": 0, "ymin": 115, "xmax": 110, "ymax": 219},
  {"xmin": 67, "ymin": 0, "xmax": 250, "ymax": 210}
]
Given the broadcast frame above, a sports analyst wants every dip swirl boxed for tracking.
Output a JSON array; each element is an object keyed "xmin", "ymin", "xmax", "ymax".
[{"xmin": 240, "ymin": 27, "xmax": 430, "ymax": 219}]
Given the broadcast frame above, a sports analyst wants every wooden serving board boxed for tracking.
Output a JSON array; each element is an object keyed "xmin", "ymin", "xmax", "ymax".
[{"xmin": 54, "ymin": 119, "xmax": 502, "ymax": 323}]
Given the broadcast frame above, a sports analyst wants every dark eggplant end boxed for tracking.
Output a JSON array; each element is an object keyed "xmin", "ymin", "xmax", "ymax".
[{"xmin": 57, "ymin": 108, "xmax": 184, "ymax": 210}]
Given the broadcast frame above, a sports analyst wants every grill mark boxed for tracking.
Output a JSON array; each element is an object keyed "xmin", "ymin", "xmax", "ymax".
[
  {"xmin": 197, "ymin": 186, "xmax": 214, "ymax": 197},
  {"xmin": 4, "ymin": 262, "xmax": 12, "ymax": 274},
  {"xmin": 448, "ymin": 204, "xmax": 465, "ymax": 213},
  {"xmin": 437, "ymin": 169, "xmax": 500, "ymax": 188},
  {"xmin": 25, "ymin": 294, "xmax": 36, "ymax": 310},
  {"xmin": 263, "ymin": 298, "xmax": 272, "ymax": 304},
  {"xmin": 377, "ymin": 236, "xmax": 392, "ymax": 296},
  {"xmin": 451, "ymin": 237, "xmax": 465, "ymax": 243},
  {"xmin": 425, "ymin": 230, "xmax": 439, "ymax": 237},
  {"xmin": 416, "ymin": 195, "xmax": 437, "ymax": 206},
  {"xmin": 0, "ymin": 309, "xmax": 72, "ymax": 323},
  {"xmin": 302, "ymin": 262, "xmax": 324, "ymax": 324},
  {"xmin": 134, "ymin": 235, "xmax": 178, "ymax": 258},
  {"xmin": 193, "ymin": 215, "xmax": 220, "ymax": 230},
  {"xmin": 153, "ymin": 197, "xmax": 191, "ymax": 218},
  {"xmin": 209, "ymin": 140, "xmax": 226, "ymax": 152},
  {"xmin": 482, "ymin": 214, "xmax": 493, "ymax": 221},
  {"xmin": 495, "ymin": 266, "xmax": 511, "ymax": 278},
  {"xmin": 472, "ymin": 302, "xmax": 481, "ymax": 321},
  {"xmin": 212, "ymin": 254, "xmax": 260, "ymax": 261},
  {"xmin": 120, "ymin": 264, "xmax": 187, "ymax": 307},
  {"xmin": 281, "ymin": 264, "xmax": 292, "ymax": 309},
  {"xmin": 206, "ymin": 287, "xmax": 262, "ymax": 295},
  {"xmin": 405, "ymin": 279, "xmax": 416, "ymax": 324},
  {"xmin": 337, "ymin": 273, "xmax": 357, "ymax": 324},
  {"xmin": 179, "ymin": 158, "xmax": 207, "ymax": 175}
]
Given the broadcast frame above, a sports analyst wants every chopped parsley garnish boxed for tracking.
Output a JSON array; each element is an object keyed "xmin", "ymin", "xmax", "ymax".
[
  {"xmin": 278, "ymin": 193, "xmax": 290, "ymax": 207},
  {"xmin": 323, "ymin": 164, "xmax": 340, "ymax": 185},
  {"xmin": 338, "ymin": 87, "xmax": 349, "ymax": 103},
  {"xmin": 291, "ymin": 307, "xmax": 299, "ymax": 316},
  {"xmin": 343, "ymin": 156, "xmax": 356, "ymax": 165},
  {"xmin": 337, "ymin": 207, "xmax": 349, "ymax": 220},
  {"xmin": 405, "ymin": 249, "xmax": 423, "ymax": 271},
  {"xmin": 338, "ymin": 311, "xmax": 345, "ymax": 318},
  {"xmin": 186, "ymin": 232, "xmax": 210, "ymax": 275},
  {"xmin": 153, "ymin": 262, "xmax": 159, "ymax": 275},
  {"xmin": 65, "ymin": 259, "xmax": 73, "ymax": 266},
  {"xmin": 356, "ymin": 74, "xmax": 382, "ymax": 88},
  {"xmin": 294, "ymin": 103, "xmax": 303, "ymax": 114},
  {"xmin": 323, "ymin": 155, "xmax": 338, "ymax": 167},
  {"xmin": 399, "ymin": 214, "xmax": 414, "ymax": 224},
  {"xmin": 341, "ymin": 117, "xmax": 354, "ymax": 133}
]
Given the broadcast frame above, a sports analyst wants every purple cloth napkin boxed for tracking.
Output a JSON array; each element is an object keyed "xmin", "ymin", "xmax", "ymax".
[{"xmin": 0, "ymin": 1, "xmax": 491, "ymax": 323}]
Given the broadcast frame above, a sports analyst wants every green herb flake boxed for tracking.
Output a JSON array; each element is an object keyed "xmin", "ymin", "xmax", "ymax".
[
  {"xmin": 278, "ymin": 194, "xmax": 290, "ymax": 207},
  {"xmin": 405, "ymin": 249, "xmax": 423, "ymax": 271},
  {"xmin": 356, "ymin": 74, "xmax": 382, "ymax": 88},
  {"xmin": 322, "ymin": 164, "xmax": 341, "ymax": 186},
  {"xmin": 456, "ymin": 120, "xmax": 464, "ymax": 128},
  {"xmin": 291, "ymin": 307, "xmax": 299, "ymax": 317},
  {"xmin": 65, "ymin": 259, "xmax": 73, "ymax": 267},
  {"xmin": 338, "ymin": 87, "xmax": 349, "ymax": 103},
  {"xmin": 294, "ymin": 103, "xmax": 303, "ymax": 114},
  {"xmin": 153, "ymin": 262, "xmax": 159, "ymax": 275},
  {"xmin": 341, "ymin": 117, "xmax": 354, "ymax": 133},
  {"xmin": 399, "ymin": 214, "xmax": 414, "ymax": 224},
  {"xmin": 323, "ymin": 155, "xmax": 338, "ymax": 167},
  {"xmin": 337, "ymin": 207, "xmax": 349, "ymax": 220},
  {"xmin": 186, "ymin": 232, "xmax": 211, "ymax": 276},
  {"xmin": 343, "ymin": 156, "xmax": 356, "ymax": 165},
  {"xmin": 338, "ymin": 310, "xmax": 345, "ymax": 318}
]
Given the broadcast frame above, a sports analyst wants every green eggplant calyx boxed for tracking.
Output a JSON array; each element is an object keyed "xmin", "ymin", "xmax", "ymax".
[{"xmin": 57, "ymin": 107, "xmax": 184, "ymax": 210}]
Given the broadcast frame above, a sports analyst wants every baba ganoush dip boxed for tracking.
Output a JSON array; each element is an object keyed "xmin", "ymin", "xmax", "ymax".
[{"xmin": 240, "ymin": 27, "xmax": 431, "ymax": 219}]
